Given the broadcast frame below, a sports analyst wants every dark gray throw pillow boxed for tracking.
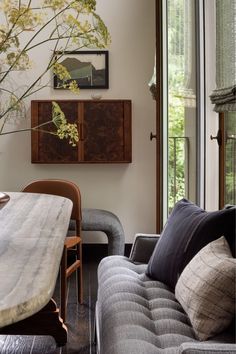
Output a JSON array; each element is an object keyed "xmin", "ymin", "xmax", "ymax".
[{"xmin": 146, "ymin": 199, "xmax": 236, "ymax": 289}]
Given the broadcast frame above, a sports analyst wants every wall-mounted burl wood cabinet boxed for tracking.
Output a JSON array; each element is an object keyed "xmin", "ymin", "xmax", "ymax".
[{"xmin": 31, "ymin": 100, "xmax": 132, "ymax": 163}]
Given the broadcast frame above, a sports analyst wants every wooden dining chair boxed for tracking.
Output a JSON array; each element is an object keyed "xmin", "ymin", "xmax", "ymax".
[{"xmin": 21, "ymin": 179, "xmax": 83, "ymax": 322}]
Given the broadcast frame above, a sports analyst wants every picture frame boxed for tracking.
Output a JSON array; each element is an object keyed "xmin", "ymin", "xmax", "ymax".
[{"xmin": 53, "ymin": 50, "xmax": 109, "ymax": 89}]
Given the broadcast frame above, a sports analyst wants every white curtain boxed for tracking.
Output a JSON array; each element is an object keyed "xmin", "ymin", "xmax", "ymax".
[{"xmin": 210, "ymin": 0, "xmax": 236, "ymax": 112}]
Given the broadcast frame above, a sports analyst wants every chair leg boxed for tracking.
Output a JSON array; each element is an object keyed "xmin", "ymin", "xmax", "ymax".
[
  {"xmin": 77, "ymin": 242, "xmax": 83, "ymax": 304},
  {"xmin": 93, "ymin": 311, "xmax": 97, "ymax": 345},
  {"xmin": 60, "ymin": 245, "xmax": 67, "ymax": 322}
]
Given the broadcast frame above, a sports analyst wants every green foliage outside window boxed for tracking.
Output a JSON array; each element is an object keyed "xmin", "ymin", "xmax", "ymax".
[
  {"xmin": 225, "ymin": 112, "xmax": 236, "ymax": 205},
  {"xmin": 168, "ymin": 93, "xmax": 186, "ymax": 212},
  {"xmin": 168, "ymin": 0, "xmax": 186, "ymax": 212}
]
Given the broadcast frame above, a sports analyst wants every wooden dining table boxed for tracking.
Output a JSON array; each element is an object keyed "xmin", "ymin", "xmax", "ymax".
[{"xmin": 0, "ymin": 192, "xmax": 73, "ymax": 346}]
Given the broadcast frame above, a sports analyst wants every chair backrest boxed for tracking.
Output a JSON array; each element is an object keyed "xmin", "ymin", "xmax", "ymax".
[{"xmin": 22, "ymin": 179, "xmax": 82, "ymax": 232}]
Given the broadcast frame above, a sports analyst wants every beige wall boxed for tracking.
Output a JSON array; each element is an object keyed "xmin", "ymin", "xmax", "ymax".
[{"xmin": 0, "ymin": 0, "xmax": 156, "ymax": 243}]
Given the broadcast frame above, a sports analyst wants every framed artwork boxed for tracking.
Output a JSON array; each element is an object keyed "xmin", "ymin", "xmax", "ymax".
[{"xmin": 54, "ymin": 50, "xmax": 109, "ymax": 89}]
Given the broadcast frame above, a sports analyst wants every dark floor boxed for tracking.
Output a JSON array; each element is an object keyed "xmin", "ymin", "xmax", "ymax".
[{"xmin": 0, "ymin": 255, "xmax": 100, "ymax": 354}]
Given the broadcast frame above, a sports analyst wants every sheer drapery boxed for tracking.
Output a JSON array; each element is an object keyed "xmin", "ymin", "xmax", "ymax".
[
  {"xmin": 210, "ymin": 0, "xmax": 236, "ymax": 112},
  {"xmin": 148, "ymin": 54, "xmax": 157, "ymax": 100}
]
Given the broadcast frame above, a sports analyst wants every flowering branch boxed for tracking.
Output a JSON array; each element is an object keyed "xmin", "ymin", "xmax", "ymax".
[
  {"xmin": 0, "ymin": 101, "xmax": 79, "ymax": 146},
  {"xmin": 0, "ymin": 0, "xmax": 111, "ymax": 144}
]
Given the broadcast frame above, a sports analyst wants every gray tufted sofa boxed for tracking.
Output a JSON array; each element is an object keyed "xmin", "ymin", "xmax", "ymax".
[{"xmin": 96, "ymin": 234, "xmax": 236, "ymax": 354}]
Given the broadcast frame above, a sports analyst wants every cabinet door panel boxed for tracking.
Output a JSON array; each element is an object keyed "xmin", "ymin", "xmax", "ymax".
[
  {"xmin": 83, "ymin": 101, "xmax": 125, "ymax": 162},
  {"xmin": 32, "ymin": 101, "xmax": 79, "ymax": 163}
]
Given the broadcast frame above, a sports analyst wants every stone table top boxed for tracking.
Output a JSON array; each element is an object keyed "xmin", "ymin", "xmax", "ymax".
[{"xmin": 0, "ymin": 192, "xmax": 72, "ymax": 329}]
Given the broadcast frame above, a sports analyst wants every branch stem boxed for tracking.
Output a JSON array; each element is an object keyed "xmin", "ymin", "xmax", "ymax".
[{"xmin": 0, "ymin": 119, "xmax": 56, "ymax": 136}]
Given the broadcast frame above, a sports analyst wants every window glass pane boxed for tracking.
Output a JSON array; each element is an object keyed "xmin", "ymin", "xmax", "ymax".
[
  {"xmin": 167, "ymin": 0, "xmax": 197, "ymax": 212},
  {"xmin": 224, "ymin": 112, "xmax": 236, "ymax": 205}
]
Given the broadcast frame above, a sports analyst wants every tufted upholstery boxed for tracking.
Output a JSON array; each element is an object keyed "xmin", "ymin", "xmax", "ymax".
[
  {"xmin": 97, "ymin": 256, "xmax": 197, "ymax": 354},
  {"xmin": 97, "ymin": 255, "xmax": 236, "ymax": 354}
]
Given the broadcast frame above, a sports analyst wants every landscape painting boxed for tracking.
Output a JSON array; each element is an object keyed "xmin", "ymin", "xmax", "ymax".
[{"xmin": 54, "ymin": 51, "xmax": 109, "ymax": 89}]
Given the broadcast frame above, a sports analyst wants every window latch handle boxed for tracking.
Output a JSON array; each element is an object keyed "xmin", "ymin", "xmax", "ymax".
[{"xmin": 210, "ymin": 130, "xmax": 222, "ymax": 146}]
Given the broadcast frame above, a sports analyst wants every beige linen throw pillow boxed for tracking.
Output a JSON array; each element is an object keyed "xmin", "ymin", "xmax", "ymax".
[{"xmin": 175, "ymin": 236, "xmax": 236, "ymax": 340}]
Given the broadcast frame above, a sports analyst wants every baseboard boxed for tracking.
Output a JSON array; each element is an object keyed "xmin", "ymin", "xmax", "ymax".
[{"xmin": 82, "ymin": 243, "xmax": 132, "ymax": 262}]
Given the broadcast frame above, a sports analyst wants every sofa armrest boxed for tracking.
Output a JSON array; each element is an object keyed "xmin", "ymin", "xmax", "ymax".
[
  {"xmin": 129, "ymin": 233, "xmax": 160, "ymax": 263},
  {"xmin": 180, "ymin": 342, "xmax": 236, "ymax": 353}
]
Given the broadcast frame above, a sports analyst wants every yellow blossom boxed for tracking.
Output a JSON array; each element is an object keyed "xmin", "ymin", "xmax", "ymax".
[
  {"xmin": 6, "ymin": 50, "xmax": 31, "ymax": 70},
  {"xmin": 53, "ymin": 62, "xmax": 71, "ymax": 81},
  {"xmin": 43, "ymin": 0, "xmax": 70, "ymax": 10},
  {"xmin": 52, "ymin": 101, "xmax": 79, "ymax": 146},
  {"xmin": 0, "ymin": 0, "xmax": 17, "ymax": 14},
  {"xmin": 8, "ymin": 7, "xmax": 44, "ymax": 30},
  {"xmin": 68, "ymin": 80, "xmax": 80, "ymax": 94},
  {"xmin": 70, "ymin": 0, "xmax": 96, "ymax": 12},
  {"xmin": 0, "ymin": 0, "xmax": 110, "ymax": 145}
]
